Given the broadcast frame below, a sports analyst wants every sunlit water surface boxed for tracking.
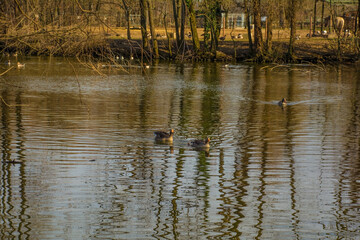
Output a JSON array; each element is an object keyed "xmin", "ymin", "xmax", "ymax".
[{"xmin": 0, "ymin": 57, "xmax": 359, "ymax": 239}]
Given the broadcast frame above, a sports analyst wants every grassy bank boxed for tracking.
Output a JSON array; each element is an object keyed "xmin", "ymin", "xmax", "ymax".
[{"xmin": 1, "ymin": 27, "xmax": 360, "ymax": 64}]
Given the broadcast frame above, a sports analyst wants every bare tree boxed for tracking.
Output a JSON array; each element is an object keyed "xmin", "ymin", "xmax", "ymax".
[
  {"xmin": 321, "ymin": 0, "xmax": 325, "ymax": 33},
  {"xmin": 140, "ymin": 0, "xmax": 149, "ymax": 50},
  {"xmin": 147, "ymin": 0, "xmax": 159, "ymax": 58},
  {"xmin": 313, "ymin": 0, "xmax": 318, "ymax": 35},
  {"xmin": 180, "ymin": 0, "xmax": 186, "ymax": 45},
  {"xmin": 122, "ymin": 0, "xmax": 132, "ymax": 40},
  {"xmin": 357, "ymin": 0, "xmax": 360, "ymax": 36},
  {"xmin": 287, "ymin": 0, "xmax": 299, "ymax": 60},
  {"xmin": 244, "ymin": 0, "xmax": 253, "ymax": 53},
  {"xmin": 253, "ymin": 0, "xmax": 263, "ymax": 58},
  {"xmin": 185, "ymin": 0, "xmax": 200, "ymax": 53},
  {"xmin": 172, "ymin": 0, "xmax": 181, "ymax": 46},
  {"xmin": 264, "ymin": 0, "xmax": 277, "ymax": 53}
]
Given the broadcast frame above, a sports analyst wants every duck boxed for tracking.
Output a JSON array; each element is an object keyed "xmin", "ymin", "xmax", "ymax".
[
  {"xmin": 17, "ymin": 62, "xmax": 25, "ymax": 68},
  {"xmin": 154, "ymin": 129, "xmax": 174, "ymax": 141},
  {"xmin": 6, "ymin": 60, "xmax": 11, "ymax": 66},
  {"xmin": 237, "ymin": 33, "xmax": 243, "ymax": 39},
  {"xmin": 278, "ymin": 98, "xmax": 287, "ymax": 106},
  {"xmin": 189, "ymin": 137, "xmax": 210, "ymax": 148}
]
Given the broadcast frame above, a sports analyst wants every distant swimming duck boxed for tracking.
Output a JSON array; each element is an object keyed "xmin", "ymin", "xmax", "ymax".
[
  {"xmin": 189, "ymin": 137, "xmax": 210, "ymax": 148},
  {"xmin": 278, "ymin": 98, "xmax": 287, "ymax": 106},
  {"xmin": 17, "ymin": 62, "xmax": 25, "ymax": 68},
  {"xmin": 154, "ymin": 129, "xmax": 174, "ymax": 141}
]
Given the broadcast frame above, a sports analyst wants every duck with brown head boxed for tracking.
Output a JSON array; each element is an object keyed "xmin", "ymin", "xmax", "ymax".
[
  {"xmin": 189, "ymin": 137, "xmax": 210, "ymax": 148},
  {"xmin": 154, "ymin": 129, "xmax": 174, "ymax": 142},
  {"xmin": 278, "ymin": 98, "xmax": 287, "ymax": 106}
]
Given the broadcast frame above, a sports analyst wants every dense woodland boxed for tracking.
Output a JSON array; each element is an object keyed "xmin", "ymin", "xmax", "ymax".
[{"xmin": 1, "ymin": 0, "xmax": 360, "ymax": 63}]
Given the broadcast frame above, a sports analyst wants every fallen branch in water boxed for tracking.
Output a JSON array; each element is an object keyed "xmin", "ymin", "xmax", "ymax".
[{"xmin": 0, "ymin": 66, "xmax": 14, "ymax": 76}]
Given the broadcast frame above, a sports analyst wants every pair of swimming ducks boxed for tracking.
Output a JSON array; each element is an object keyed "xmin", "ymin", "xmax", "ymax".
[
  {"xmin": 154, "ymin": 98, "xmax": 286, "ymax": 148},
  {"xmin": 154, "ymin": 129, "xmax": 210, "ymax": 148}
]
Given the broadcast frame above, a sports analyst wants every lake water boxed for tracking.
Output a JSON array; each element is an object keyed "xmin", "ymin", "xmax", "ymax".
[{"xmin": 0, "ymin": 57, "xmax": 359, "ymax": 239}]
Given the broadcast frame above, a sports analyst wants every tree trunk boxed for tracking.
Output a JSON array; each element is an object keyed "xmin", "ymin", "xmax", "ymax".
[
  {"xmin": 313, "ymin": 0, "xmax": 317, "ymax": 34},
  {"xmin": 288, "ymin": 0, "xmax": 298, "ymax": 60},
  {"xmin": 116, "ymin": 11, "xmax": 121, "ymax": 28},
  {"xmin": 204, "ymin": 13, "xmax": 211, "ymax": 51},
  {"xmin": 321, "ymin": 0, "xmax": 325, "ymax": 33},
  {"xmin": 245, "ymin": 0, "xmax": 253, "ymax": 53},
  {"xmin": 147, "ymin": 0, "xmax": 159, "ymax": 58},
  {"xmin": 180, "ymin": 0, "xmax": 186, "ymax": 45},
  {"xmin": 266, "ymin": 14, "xmax": 273, "ymax": 53},
  {"xmin": 172, "ymin": 0, "xmax": 180, "ymax": 46},
  {"xmin": 164, "ymin": 14, "xmax": 172, "ymax": 58},
  {"xmin": 126, "ymin": 11, "xmax": 131, "ymax": 40},
  {"xmin": 139, "ymin": 0, "xmax": 149, "ymax": 49},
  {"xmin": 122, "ymin": 0, "xmax": 131, "ymax": 39},
  {"xmin": 253, "ymin": 0, "xmax": 263, "ymax": 57},
  {"xmin": 213, "ymin": 0, "xmax": 222, "ymax": 53},
  {"xmin": 356, "ymin": 0, "xmax": 360, "ymax": 35},
  {"xmin": 185, "ymin": 0, "xmax": 200, "ymax": 53},
  {"xmin": 280, "ymin": 6, "xmax": 285, "ymax": 28}
]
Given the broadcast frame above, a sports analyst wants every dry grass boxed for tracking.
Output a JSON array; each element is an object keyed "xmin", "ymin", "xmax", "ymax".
[{"xmin": 2, "ymin": 25, "xmax": 359, "ymax": 63}]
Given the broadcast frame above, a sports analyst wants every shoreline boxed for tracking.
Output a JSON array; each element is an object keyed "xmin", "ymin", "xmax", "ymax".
[
  {"xmin": 109, "ymin": 38, "xmax": 360, "ymax": 64},
  {"xmin": 1, "ymin": 36, "xmax": 359, "ymax": 65}
]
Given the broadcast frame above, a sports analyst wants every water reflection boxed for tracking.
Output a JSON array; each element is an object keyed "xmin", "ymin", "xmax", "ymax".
[{"xmin": 0, "ymin": 58, "xmax": 359, "ymax": 239}]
